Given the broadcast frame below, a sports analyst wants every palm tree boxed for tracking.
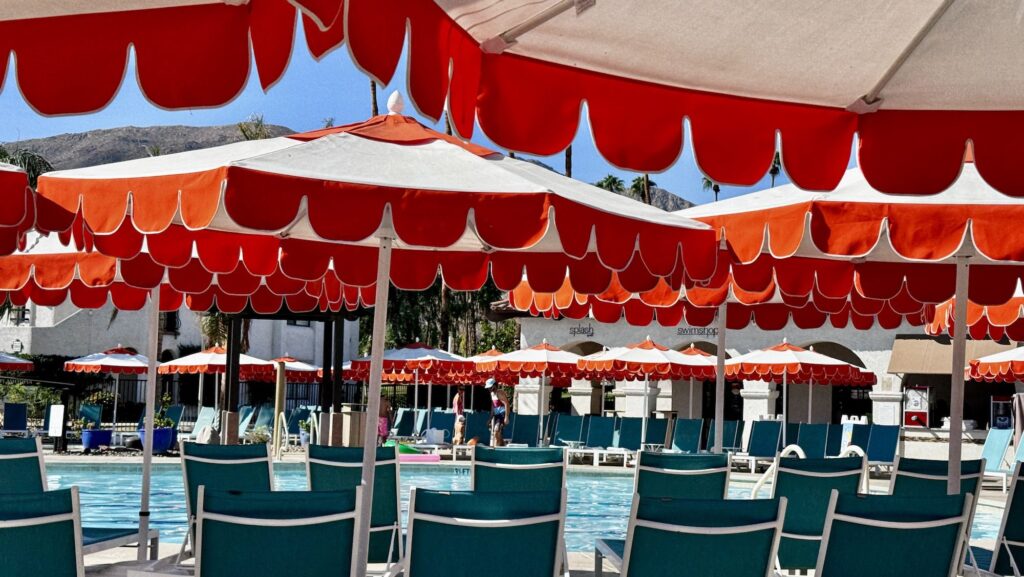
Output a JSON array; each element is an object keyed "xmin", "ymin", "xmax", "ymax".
[
  {"xmin": 564, "ymin": 145, "xmax": 572, "ymax": 178},
  {"xmin": 769, "ymin": 152, "xmax": 782, "ymax": 188},
  {"xmin": 701, "ymin": 176, "xmax": 721, "ymax": 202},
  {"xmin": 370, "ymin": 80, "xmax": 379, "ymax": 116},
  {"xmin": 630, "ymin": 175, "xmax": 655, "ymax": 205},
  {"xmin": 595, "ymin": 174, "xmax": 625, "ymax": 193},
  {"xmin": 0, "ymin": 147, "xmax": 52, "ymax": 188},
  {"xmin": 238, "ymin": 114, "xmax": 272, "ymax": 141},
  {"xmin": 322, "ymin": 117, "xmax": 335, "ymax": 129}
]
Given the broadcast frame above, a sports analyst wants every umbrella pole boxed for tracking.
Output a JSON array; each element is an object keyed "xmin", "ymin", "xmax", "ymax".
[
  {"xmin": 642, "ymin": 375, "xmax": 649, "ymax": 448},
  {"xmin": 273, "ymin": 361, "xmax": 286, "ymax": 460},
  {"xmin": 198, "ymin": 373, "xmax": 204, "ymax": 408},
  {"xmin": 782, "ymin": 373, "xmax": 788, "ymax": 445},
  {"xmin": 427, "ymin": 372, "xmax": 433, "ymax": 430},
  {"xmin": 414, "ymin": 370, "xmax": 419, "ymax": 416},
  {"xmin": 355, "ymin": 235, "xmax": 393, "ymax": 577},
  {"xmin": 688, "ymin": 375, "xmax": 694, "ymax": 420},
  {"xmin": 949, "ymin": 255, "xmax": 970, "ymax": 495},
  {"xmin": 137, "ymin": 287, "xmax": 159, "ymax": 561},
  {"xmin": 713, "ymin": 301, "xmax": 727, "ymax": 453},
  {"xmin": 808, "ymin": 379, "xmax": 813, "ymax": 424},
  {"xmin": 112, "ymin": 373, "xmax": 120, "ymax": 433},
  {"xmin": 537, "ymin": 374, "xmax": 545, "ymax": 447}
]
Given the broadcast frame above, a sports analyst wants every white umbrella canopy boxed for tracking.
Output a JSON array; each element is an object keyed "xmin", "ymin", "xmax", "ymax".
[
  {"xmin": 338, "ymin": 1, "xmax": 1024, "ymax": 197},
  {"xmin": 65, "ymin": 347, "xmax": 149, "ymax": 430},
  {"xmin": 0, "ymin": 351, "xmax": 33, "ymax": 371},
  {"xmin": 158, "ymin": 346, "xmax": 276, "ymax": 381}
]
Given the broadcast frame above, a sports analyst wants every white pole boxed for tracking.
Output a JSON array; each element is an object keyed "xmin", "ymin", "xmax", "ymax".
[
  {"xmin": 198, "ymin": 372, "xmax": 204, "ymax": 408},
  {"xmin": 688, "ymin": 376, "xmax": 695, "ymax": 419},
  {"xmin": 427, "ymin": 373, "xmax": 433, "ymax": 430},
  {"xmin": 537, "ymin": 374, "xmax": 545, "ymax": 446},
  {"xmin": 949, "ymin": 255, "xmax": 970, "ymax": 495},
  {"xmin": 782, "ymin": 372, "xmax": 789, "ymax": 445},
  {"xmin": 355, "ymin": 235, "xmax": 393, "ymax": 577},
  {"xmin": 112, "ymin": 373, "xmax": 120, "ymax": 433},
  {"xmin": 808, "ymin": 379, "xmax": 813, "ymax": 424},
  {"xmin": 137, "ymin": 287, "xmax": 160, "ymax": 561},
  {"xmin": 414, "ymin": 369, "xmax": 419, "ymax": 416},
  {"xmin": 642, "ymin": 375, "xmax": 650, "ymax": 447},
  {"xmin": 470, "ymin": 383, "xmax": 475, "ymax": 412},
  {"xmin": 713, "ymin": 301, "xmax": 727, "ymax": 453}
]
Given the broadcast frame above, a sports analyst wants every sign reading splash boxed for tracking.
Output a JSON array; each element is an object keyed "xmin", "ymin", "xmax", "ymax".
[{"xmin": 568, "ymin": 323, "xmax": 595, "ymax": 338}]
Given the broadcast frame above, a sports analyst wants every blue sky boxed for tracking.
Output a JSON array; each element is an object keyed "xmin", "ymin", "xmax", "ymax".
[{"xmin": 0, "ymin": 25, "xmax": 798, "ymax": 205}]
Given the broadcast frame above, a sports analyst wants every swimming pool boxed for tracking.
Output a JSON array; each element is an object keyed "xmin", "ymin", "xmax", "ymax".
[{"xmin": 48, "ymin": 463, "xmax": 1004, "ymax": 551}]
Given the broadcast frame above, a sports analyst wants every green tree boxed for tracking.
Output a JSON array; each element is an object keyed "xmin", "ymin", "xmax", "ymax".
[
  {"xmin": 0, "ymin": 147, "xmax": 52, "ymax": 188},
  {"xmin": 701, "ymin": 176, "xmax": 721, "ymax": 202},
  {"xmin": 769, "ymin": 152, "xmax": 782, "ymax": 188},
  {"xmin": 630, "ymin": 175, "xmax": 655, "ymax": 205},
  {"xmin": 595, "ymin": 174, "xmax": 625, "ymax": 193},
  {"xmin": 238, "ymin": 113, "xmax": 272, "ymax": 141}
]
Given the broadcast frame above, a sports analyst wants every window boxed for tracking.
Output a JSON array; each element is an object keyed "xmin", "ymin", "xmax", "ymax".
[
  {"xmin": 160, "ymin": 312, "xmax": 180, "ymax": 335},
  {"xmin": 287, "ymin": 319, "xmax": 311, "ymax": 327},
  {"xmin": 9, "ymin": 307, "xmax": 29, "ymax": 326}
]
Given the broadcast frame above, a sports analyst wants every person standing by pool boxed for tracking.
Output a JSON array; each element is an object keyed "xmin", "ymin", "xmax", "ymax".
[
  {"xmin": 452, "ymin": 385, "xmax": 467, "ymax": 445},
  {"xmin": 486, "ymin": 379, "xmax": 510, "ymax": 446},
  {"xmin": 378, "ymin": 395, "xmax": 392, "ymax": 446}
]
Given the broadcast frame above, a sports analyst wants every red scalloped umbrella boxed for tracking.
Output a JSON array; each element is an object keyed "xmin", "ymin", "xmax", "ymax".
[
  {"xmin": 926, "ymin": 296, "xmax": 1024, "ymax": 342},
  {"xmin": 158, "ymin": 346, "xmax": 276, "ymax": 380},
  {"xmin": 481, "ymin": 342, "xmax": 582, "ymax": 445},
  {"xmin": 0, "ymin": 351, "xmax": 32, "ymax": 372},
  {"xmin": 579, "ymin": 338, "xmax": 719, "ymax": 441},
  {"xmin": 65, "ymin": 346, "xmax": 147, "ymax": 428},
  {"xmin": 968, "ymin": 348, "xmax": 1024, "ymax": 384},
  {"xmin": 727, "ymin": 341, "xmax": 876, "ymax": 445}
]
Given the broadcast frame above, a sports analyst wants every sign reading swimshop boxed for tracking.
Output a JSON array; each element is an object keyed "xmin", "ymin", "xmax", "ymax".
[
  {"xmin": 569, "ymin": 323, "xmax": 595, "ymax": 338},
  {"xmin": 676, "ymin": 327, "xmax": 719, "ymax": 337}
]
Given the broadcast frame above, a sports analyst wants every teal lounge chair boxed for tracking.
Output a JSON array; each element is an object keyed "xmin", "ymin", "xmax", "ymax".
[
  {"xmin": 634, "ymin": 451, "xmax": 730, "ymax": 499},
  {"xmin": 738, "ymin": 420, "xmax": 782, "ymax": 471},
  {"xmin": 643, "ymin": 418, "xmax": 669, "ymax": 448},
  {"xmin": 764, "ymin": 456, "xmax": 866, "ymax": 571},
  {"xmin": 3, "ymin": 402, "xmax": 28, "ymax": 436},
  {"xmin": 0, "ymin": 488, "xmax": 84, "ymax": 577},
  {"xmin": 236, "ymin": 405, "xmax": 255, "ymax": 434},
  {"xmin": 390, "ymin": 408, "xmax": 416, "ymax": 439},
  {"xmin": 511, "ymin": 414, "xmax": 541, "ymax": 446},
  {"xmin": 784, "ymin": 423, "xmax": 801, "ymax": 450},
  {"xmin": 670, "ymin": 418, "xmax": 703, "ymax": 453},
  {"xmin": 246, "ymin": 402, "xmax": 274, "ymax": 437},
  {"xmin": 464, "ymin": 411, "xmax": 491, "ymax": 445},
  {"xmin": 428, "ymin": 412, "xmax": 456, "ymax": 442},
  {"xmin": 889, "ymin": 456, "xmax": 984, "ymax": 500},
  {"xmin": 981, "ymin": 428, "xmax": 1016, "ymax": 493},
  {"xmin": 283, "ymin": 405, "xmax": 311, "ymax": 445},
  {"xmin": 79, "ymin": 403, "xmax": 102, "ymax": 429},
  {"xmin": 0, "ymin": 437, "xmax": 159, "ymax": 559},
  {"xmin": 796, "ymin": 423, "xmax": 829, "ymax": 459},
  {"xmin": 404, "ymin": 489, "xmax": 565, "ymax": 577},
  {"xmin": 184, "ymin": 406, "xmax": 217, "ymax": 441},
  {"xmin": 825, "ymin": 424, "xmax": 844, "ymax": 457},
  {"xmin": 848, "ymin": 423, "xmax": 871, "ymax": 452},
  {"xmin": 706, "ymin": 419, "xmax": 741, "ymax": 451},
  {"xmin": 615, "ymin": 417, "xmax": 644, "ymax": 451},
  {"xmin": 307, "ymin": 445, "xmax": 402, "ymax": 565},
  {"xmin": 595, "ymin": 496, "xmax": 785, "ymax": 577},
  {"xmin": 413, "ymin": 408, "xmax": 428, "ymax": 435},
  {"xmin": 969, "ymin": 461, "xmax": 1024, "ymax": 576},
  {"xmin": 471, "ymin": 446, "xmax": 567, "ymax": 492},
  {"xmin": 178, "ymin": 441, "xmax": 273, "ymax": 560},
  {"xmin": 865, "ymin": 424, "xmax": 900, "ymax": 469},
  {"xmin": 551, "ymin": 414, "xmax": 584, "ymax": 447},
  {"xmin": 191, "ymin": 489, "xmax": 358, "ymax": 577},
  {"xmin": 815, "ymin": 492, "xmax": 973, "ymax": 577}
]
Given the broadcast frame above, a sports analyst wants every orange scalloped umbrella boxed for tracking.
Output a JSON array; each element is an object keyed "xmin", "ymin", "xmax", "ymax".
[
  {"xmin": 968, "ymin": 349, "xmax": 1024, "ymax": 384},
  {"xmin": 65, "ymin": 346, "xmax": 147, "ymax": 428}
]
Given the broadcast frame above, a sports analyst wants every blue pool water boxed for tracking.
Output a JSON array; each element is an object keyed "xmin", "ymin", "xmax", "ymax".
[{"xmin": 47, "ymin": 463, "xmax": 1004, "ymax": 551}]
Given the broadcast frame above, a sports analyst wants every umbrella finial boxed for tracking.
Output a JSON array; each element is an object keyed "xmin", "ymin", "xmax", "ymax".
[{"xmin": 387, "ymin": 91, "xmax": 405, "ymax": 115}]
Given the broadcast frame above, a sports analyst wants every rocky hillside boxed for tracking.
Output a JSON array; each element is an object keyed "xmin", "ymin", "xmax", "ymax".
[{"xmin": 4, "ymin": 124, "xmax": 293, "ymax": 170}]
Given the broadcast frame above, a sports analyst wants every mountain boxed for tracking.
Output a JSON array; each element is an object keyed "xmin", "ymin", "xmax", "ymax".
[
  {"xmin": 518, "ymin": 158, "xmax": 695, "ymax": 212},
  {"xmin": 4, "ymin": 124, "xmax": 293, "ymax": 170}
]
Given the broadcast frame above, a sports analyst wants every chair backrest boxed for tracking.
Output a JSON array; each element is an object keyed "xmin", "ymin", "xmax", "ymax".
[
  {"xmin": 586, "ymin": 416, "xmax": 616, "ymax": 449},
  {"xmin": 865, "ymin": 425, "xmax": 900, "ymax": 464},
  {"xmin": 784, "ymin": 423, "xmax": 801, "ymax": 449},
  {"xmin": 180, "ymin": 441, "xmax": 273, "ymax": 519},
  {"xmin": 621, "ymin": 496, "xmax": 785, "ymax": 577},
  {"xmin": 237, "ymin": 405, "xmax": 255, "ymax": 431},
  {"xmin": 197, "ymin": 488, "xmax": 358, "ymax": 577},
  {"xmin": 392, "ymin": 408, "xmax": 414, "ymax": 437},
  {"xmin": 615, "ymin": 417, "xmax": 644, "ymax": 451},
  {"xmin": 772, "ymin": 456, "xmax": 865, "ymax": 570},
  {"xmin": 472, "ymin": 446, "xmax": 566, "ymax": 492},
  {"xmin": 982, "ymin": 428, "xmax": 1014, "ymax": 473},
  {"xmin": 306, "ymin": 445, "xmax": 400, "ymax": 563},
  {"xmin": 644, "ymin": 418, "xmax": 669, "ymax": 446},
  {"xmin": 0, "ymin": 437, "xmax": 46, "ymax": 493},
  {"xmin": 0, "ymin": 488, "xmax": 83, "ymax": 577},
  {"xmin": 251, "ymin": 403, "xmax": 275, "ymax": 430},
  {"xmin": 78, "ymin": 403, "xmax": 102, "ymax": 429},
  {"xmin": 796, "ymin": 424, "xmax": 829, "ymax": 459},
  {"xmin": 465, "ymin": 411, "xmax": 491, "ymax": 445},
  {"xmin": 825, "ymin": 423, "xmax": 844, "ymax": 457},
  {"xmin": 429, "ymin": 412, "xmax": 456, "ymax": 443},
  {"xmin": 748, "ymin": 420, "xmax": 783, "ymax": 458},
  {"xmin": 191, "ymin": 407, "xmax": 217, "ymax": 436},
  {"xmin": 166, "ymin": 405, "xmax": 185, "ymax": 428},
  {"xmin": 413, "ymin": 409, "xmax": 427, "ymax": 435},
  {"xmin": 510, "ymin": 414, "xmax": 540, "ymax": 446},
  {"xmin": 848, "ymin": 423, "xmax": 871, "ymax": 451},
  {"xmin": 405, "ymin": 489, "xmax": 564, "ymax": 577},
  {"xmin": 816, "ymin": 492, "xmax": 971, "ymax": 577},
  {"xmin": 551, "ymin": 414, "xmax": 584, "ymax": 446},
  {"xmin": 286, "ymin": 406, "xmax": 311, "ymax": 435},
  {"xmin": 671, "ymin": 418, "xmax": 703, "ymax": 453},
  {"xmin": 990, "ymin": 461, "xmax": 1024, "ymax": 575},
  {"xmin": 706, "ymin": 419, "xmax": 739, "ymax": 451},
  {"xmin": 634, "ymin": 452, "xmax": 730, "ymax": 499},
  {"xmin": 3, "ymin": 402, "xmax": 28, "ymax": 431},
  {"xmin": 889, "ymin": 457, "xmax": 984, "ymax": 499}
]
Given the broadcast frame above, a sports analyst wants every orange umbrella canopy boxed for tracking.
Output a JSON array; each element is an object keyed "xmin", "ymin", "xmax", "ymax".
[
  {"xmin": 64, "ymin": 347, "xmax": 147, "ymax": 374},
  {"xmin": 345, "ymin": 343, "xmax": 476, "ymax": 384},
  {"xmin": 968, "ymin": 348, "xmax": 1024, "ymax": 383},
  {"xmin": 726, "ymin": 341, "xmax": 876, "ymax": 386},
  {"xmin": 578, "ymin": 339, "xmax": 717, "ymax": 382},
  {"xmin": 158, "ymin": 346, "xmax": 277, "ymax": 381},
  {"xmin": 479, "ymin": 342, "xmax": 582, "ymax": 386}
]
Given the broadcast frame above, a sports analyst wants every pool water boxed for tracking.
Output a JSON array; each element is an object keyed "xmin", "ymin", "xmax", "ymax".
[{"xmin": 48, "ymin": 463, "xmax": 1005, "ymax": 551}]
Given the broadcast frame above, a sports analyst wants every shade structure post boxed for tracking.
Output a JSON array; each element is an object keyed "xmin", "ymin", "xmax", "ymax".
[
  {"xmin": 782, "ymin": 372, "xmax": 788, "ymax": 445},
  {"xmin": 355, "ymin": 235, "xmax": 393, "ymax": 577},
  {"xmin": 320, "ymin": 318, "xmax": 334, "ymax": 411},
  {"xmin": 332, "ymin": 317, "xmax": 345, "ymax": 411},
  {"xmin": 713, "ymin": 301, "xmax": 727, "ymax": 453},
  {"xmin": 807, "ymin": 379, "xmax": 813, "ymax": 424},
  {"xmin": 198, "ymin": 373, "xmax": 204, "ymax": 408},
  {"xmin": 688, "ymin": 376, "xmax": 695, "ymax": 419},
  {"xmin": 949, "ymin": 255, "xmax": 970, "ymax": 495},
  {"xmin": 137, "ymin": 287, "xmax": 160, "ymax": 561},
  {"xmin": 272, "ymin": 360, "xmax": 286, "ymax": 459}
]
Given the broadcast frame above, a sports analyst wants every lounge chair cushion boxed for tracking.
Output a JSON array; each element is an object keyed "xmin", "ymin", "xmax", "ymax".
[
  {"xmin": 0, "ymin": 489, "xmax": 80, "ymax": 577},
  {"xmin": 636, "ymin": 452, "xmax": 728, "ymax": 500}
]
